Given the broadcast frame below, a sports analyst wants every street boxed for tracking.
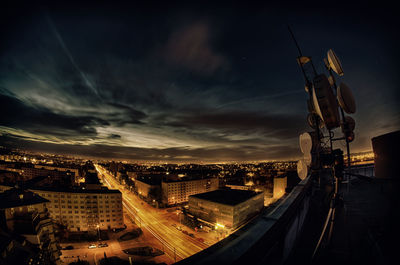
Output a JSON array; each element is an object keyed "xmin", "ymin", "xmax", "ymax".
[
  {"xmin": 60, "ymin": 212, "xmax": 173, "ymax": 265},
  {"xmin": 94, "ymin": 164, "xmax": 212, "ymax": 262}
]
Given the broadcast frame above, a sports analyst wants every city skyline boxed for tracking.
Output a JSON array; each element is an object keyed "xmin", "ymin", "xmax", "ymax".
[{"xmin": 1, "ymin": 2, "xmax": 399, "ymax": 162}]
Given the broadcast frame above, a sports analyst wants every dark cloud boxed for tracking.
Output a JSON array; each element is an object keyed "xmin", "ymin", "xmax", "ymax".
[
  {"xmin": 105, "ymin": 102, "xmax": 147, "ymax": 125},
  {"xmin": 0, "ymin": 2, "xmax": 398, "ymax": 161},
  {"xmin": 108, "ymin": 134, "xmax": 121, "ymax": 139},
  {"xmin": 163, "ymin": 111, "xmax": 306, "ymax": 140},
  {"xmin": 0, "ymin": 134, "xmax": 300, "ymax": 162},
  {"xmin": 164, "ymin": 22, "xmax": 228, "ymax": 76},
  {"xmin": 0, "ymin": 93, "xmax": 108, "ymax": 138}
]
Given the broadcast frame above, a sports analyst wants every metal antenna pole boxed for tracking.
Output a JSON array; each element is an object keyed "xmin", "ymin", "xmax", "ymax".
[
  {"xmin": 327, "ymin": 66, "xmax": 352, "ymax": 191},
  {"xmin": 288, "ymin": 25, "xmax": 303, "ymax": 56}
]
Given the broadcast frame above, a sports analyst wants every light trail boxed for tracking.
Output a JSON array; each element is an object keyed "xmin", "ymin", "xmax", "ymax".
[{"xmin": 94, "ymin": 164, "xmax": 206, "ymax": 260}]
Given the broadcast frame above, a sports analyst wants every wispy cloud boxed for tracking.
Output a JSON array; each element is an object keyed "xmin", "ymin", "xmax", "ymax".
[{"xmin": 45, "ymin": 15, "xmax": 99, "ymax": 97}]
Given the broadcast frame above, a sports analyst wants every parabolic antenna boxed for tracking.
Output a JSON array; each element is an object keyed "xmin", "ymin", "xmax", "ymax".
[
  {"xmin": 299, "ymin": 132, "xmax": 313, "ymax": 154},
  {"xmin": 341, "ymin": 116, "xmax": 356, "ymax": 132},
  {"xmin": 337, "ymin": 82, "xmax": 356, "ymax": 114},
  {"xmin": 327, "ymin": 49, "xmax": 344, "ymax": 76},
  {"xmin": 303, "ymin": 153, "xmax": 312, "ymax": 166},
  {"xmin": 307, "ymin": 113, "xmax": 324, "ymax": 129},
  {"xmin": 297, "ymin": 159, "xmax": 308, "ymax": 180},
  {"xmin": 312, "ymin": 74, "xmax": 341, "ymax": 130}
]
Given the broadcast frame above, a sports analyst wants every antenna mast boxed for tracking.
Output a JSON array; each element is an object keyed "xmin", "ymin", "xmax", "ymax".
[{"xmin": 289, "ymin": 26, "xmax": 358, "ymax": 260}]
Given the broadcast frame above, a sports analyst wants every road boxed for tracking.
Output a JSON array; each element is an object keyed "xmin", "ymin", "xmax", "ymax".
[
  {"xmin": 94, "ymin": 164, "xmax": 209, "ymax": 262},
  {"xmin": 60, "ymin": 240, "xmax": 121, "ymax": 265},
  {"xmin": 60, "ymin": 212, "xmax": 173, "ymax": 265}
]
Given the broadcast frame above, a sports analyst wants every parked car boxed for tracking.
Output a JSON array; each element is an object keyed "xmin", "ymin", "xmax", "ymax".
[
  {"xmin": 197, "ymin": 238, "xmax": 204, "ymax": 243},
  {"xmin": 182, "ymin": 230, "xmax": 188, "ymax": 235},
  {"xmin": 88, "ymin": 244, "xmax": 97, "ymax": 249},
  {"xmin": 64, "ymin": 245, "xmax": 74, "ymax": 250},
  {"xmin": 98, "ymin": 243, "xmax": 108, "ymax": 248},
  {"xmin": 188, "ymin": 233, "xmax": 195, "ymax": 238}
]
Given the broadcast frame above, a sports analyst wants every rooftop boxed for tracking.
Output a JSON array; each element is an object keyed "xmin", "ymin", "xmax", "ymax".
[
  {"xmin": 136, "ymin": 175, "xmax": 162, "ymax": 186},
  {"xmin": 29, "ymin": 185, "xmax": 121, "ymax": 194},
  {"xmin": 189, "ymin": 189, "xmax": 262, "ymax": 206},
  {"xmin": 85, "ymin": 172, "xmax": 101, "ymax": 184},
  {"xmin": 0, "ymin": 188, "xmax": 48, "ymax": 209}
]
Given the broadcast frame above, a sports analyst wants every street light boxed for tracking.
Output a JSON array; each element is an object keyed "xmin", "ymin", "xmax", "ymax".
[{"xmin": 96, "ymin": 224, "xmax": 100, "ymax": 241}]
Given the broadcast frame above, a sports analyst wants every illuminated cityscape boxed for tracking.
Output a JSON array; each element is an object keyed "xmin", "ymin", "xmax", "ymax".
[{"xmin": 1, "ymin": 1, "xmax": 399, "ymax": 265}]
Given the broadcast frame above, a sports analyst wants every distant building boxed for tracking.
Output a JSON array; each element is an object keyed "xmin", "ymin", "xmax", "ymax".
[
  {"xmin": 33, "ymin": 164, "xmax": 81, "ymax": 181},
  {"xmin": 84, "ymin": 171, "xmax": 102, "ymax": 190},
  {"xmin": 264, "ymin": 175, "xmax": 287, "ymax": 206},
  {"xmin": 273, "ymin": 175, "xmax": 287, "ymax": 199},
  {"xmin": 225, "ymin": 184, "xmax": 251, "ymax": 191},
  {"xmin": 0, "ymin": 188, "xmax": 61, "ymax": 264},
  {"xmin": 162, "ymin": 177, "xmax": 219, "ymax": 206},
  {"xmin": 188, "ymin": 189, "xmax": 264, "ymax": 230},
  {"xmin": 21, "ymin": 166, "xmax": 75, "ymax": 185}
]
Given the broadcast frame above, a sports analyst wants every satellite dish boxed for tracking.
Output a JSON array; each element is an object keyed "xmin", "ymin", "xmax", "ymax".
[
  {"xmin": 327, "ymin": 49, "xmax": 344, "ymax": 76},
  {"xmin": 312, "ymin": 74, "xmax": 341, "ymax": 129},
  {"xmin": 299, "ymin": 132, "xmax": 312, "ymax": 154},
  {"xmin": 303, "ymin": 153, "xmax": 312, "ymax": 166},
  {"xmin": 297, "ymin": 159, "xmax": 308, "ymax": 180},
  {"xmin": 337, "ymin": 82, "xmax": 356, "ymax": 114},
  {"xmin": 307, "ymin": 113, "xmax": 324, "ymax": 129},
  {"xmin": 341, "ymin": 116, "xmax": 356, "ymax": 132}
]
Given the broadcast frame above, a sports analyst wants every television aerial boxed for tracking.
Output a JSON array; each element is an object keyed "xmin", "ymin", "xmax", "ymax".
[
  {"xmin": 289, "ymin": 26, "xmax": 359, "ymax": 260},
  {"xmin": 337, "ymin": 82, "xmax": 356, "ymax": 114},
  {"xmin": 327, "ymin": 49, "xmax": 344, "ymax": 76},
  {"xmin": 312, "ymin": 74, "xmax": 341, "ymax": 129},
  {"xmin": 307, "ymin": 113, "xmax": 324, "ymax": 129},
  {"xmin": 299, "ymin": 132, "xmax": 313, "ymax": 154},
  {"xmin": 300, "ymin": 132, "xmax": 313, "ymax": 166},
  {"xmin": 297, "ymin": 158, "xmax": 308, "ymax": 180}
]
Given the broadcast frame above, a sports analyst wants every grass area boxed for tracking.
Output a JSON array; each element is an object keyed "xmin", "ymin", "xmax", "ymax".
[
  {"xmin": 123, "ymin": 246, "xmax": 164, "ymax": 257},
  {"xmin": 118, "ymin": 228, "xmax": 143, "ymax": 241}
]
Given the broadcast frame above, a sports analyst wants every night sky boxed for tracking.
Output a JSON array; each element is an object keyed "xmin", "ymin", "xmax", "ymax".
[{"xmin": 0, "ymin": 1, "xmax": 399, "ymax": 162}]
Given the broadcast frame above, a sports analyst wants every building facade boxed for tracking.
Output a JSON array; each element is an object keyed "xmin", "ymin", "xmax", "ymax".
[
  {"xmin": 188, "ymin": 189, "xmax": 264, "ymax": 229},
  {"xmin": 21, "ymin": 167, "xmax": 75, "ymax": 185},
  {"xmin": 31, "ymin": 187, "xmax": 124, "ymax": 232},
  {"xmin": 135, "ymin": 179, "xmax": 159, "ymax": 199},
  {"xmin": 0, "ymin": 184, "xmax": 123, "ymax": 232},
  {"xmin": 162, "ymin": 177, "xmax": 219, "ymax": 206}
]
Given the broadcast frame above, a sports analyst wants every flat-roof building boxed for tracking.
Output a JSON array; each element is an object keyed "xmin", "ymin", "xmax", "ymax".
[{"xmin": 188, "ymin": 189, "xmax": 264, "ymax": 230}]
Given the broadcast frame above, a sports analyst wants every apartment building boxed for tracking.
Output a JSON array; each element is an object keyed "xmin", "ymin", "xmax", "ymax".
[
  {"xmin": 162, "ymin": 177, "xmax": 219, "ymax": 206},
  {"xmin": 31, "ymin": 187, "xmax": 124, "ymax": 232},
  {"xmin": 0, "ymin": 184, "xmax": 123, "ymax": 232}
]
